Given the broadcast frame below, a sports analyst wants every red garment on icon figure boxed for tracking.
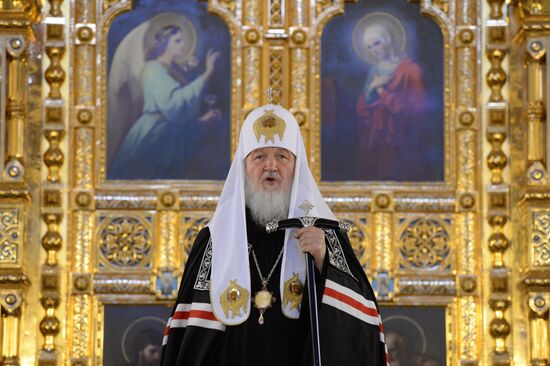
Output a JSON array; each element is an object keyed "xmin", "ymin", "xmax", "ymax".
[{"xmin": 356, "ymin": 58, "xmax": 428, "ymax": 179}]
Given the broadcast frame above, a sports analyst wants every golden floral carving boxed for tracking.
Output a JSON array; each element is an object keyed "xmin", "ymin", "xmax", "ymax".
[
  {"xmin": 243, "ymin": 0, "xmax": 260, "ymax": 24},
  {"xmin": 243, "ymin": 48, "xmax": 261, "ymax": 112},
  {"xmin": 291, "ymin": 48, "xmax": 307, "ymax": 110},
  {"xmin": 74, "ymin": 46, "xmax": 95, "ymax": 105},
  {"xmin": 456, "ymin": 0, "xmax": 476, "ymax": 23},
  {"xmin": 76, "ymin": 0, "xmax": 96, "ymax": 22},
  {"xmin": 75, "ymin": 128, "xmax": 93, "ymax": 189},
  {"xmin": 70, "ymin": 295, "xmax": 90, "ymax": 358},
  {"xmin": 460, "ymin": 297, "xmax": 478, "ymax": 359},
  {"xmin": 532, "ymin": 212, "xmax": 550, "ymax": 267},
  {"xmin": 374, "ymin": 213, "xmax": 391, "ymax": 270},
  {"xmin": 459, "ymin": 213, "xmax": 476, "ymax": 274},
  {"xmin": 341, "ymin": 217, "xmax": 369, "ymax": 270},
  {"xmin": 159, "ymin": 211, "xmax": 178, "ymax": 269},
  {"xmin": 74, "ymin": 212, "xmax": 92, "ymax": 272},
  {"xmin": 399, "ymin": 278, "xmax": 456, "ymax": 295},
  {"xmin": 93, "ymin": 274, "xmax": 152, "ymax": 293},
  {"xmin": 180, "ymin": 217, "xmax": 209, "ymax": 265},
  {"xmin": 0, "ymin": 209, "xmax": 19, "ymax": 263},
  {"xmin": 458, "ymin": 48, "xmax": 475, "ymax": 106},
  {"xmin": 398, "ymin": 218, "xmax": 451, "ymax": 270},
  {"xmin": 458, "ymin": 130, "xmax": 476, "ymax": 191},
  {"xmin": 98, "ymin": 216, "xmax": 152, "ymax": 268}
]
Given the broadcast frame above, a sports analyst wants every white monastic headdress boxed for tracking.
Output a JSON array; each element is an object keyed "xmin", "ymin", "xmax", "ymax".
[{"xmin": 208, "ymin": 104, "xmax": 336, "ymax": 325}]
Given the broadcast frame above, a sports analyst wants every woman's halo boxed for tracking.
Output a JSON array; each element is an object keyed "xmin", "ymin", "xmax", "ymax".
[{"xmin": 352, "ymin": 12, "xmax": 407, "ymax": 64}]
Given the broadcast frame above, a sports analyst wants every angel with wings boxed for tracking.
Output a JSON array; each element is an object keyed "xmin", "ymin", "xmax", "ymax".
[{"xmin": 107, "ymin": 12, "xmax": 221, "ymax": 180}]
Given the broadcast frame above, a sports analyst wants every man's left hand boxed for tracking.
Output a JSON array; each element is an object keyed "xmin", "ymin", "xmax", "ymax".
[{"xmin": 294, "ymin": 227, "xmax": 326, "ymax": 272}]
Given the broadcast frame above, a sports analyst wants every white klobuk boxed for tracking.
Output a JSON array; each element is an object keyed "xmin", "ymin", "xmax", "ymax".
[{"xmin": 208, "ymin": 104, "xmax": 336, "ymax": 325}]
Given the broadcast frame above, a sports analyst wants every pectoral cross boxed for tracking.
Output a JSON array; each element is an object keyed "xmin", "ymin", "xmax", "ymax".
[{"xmin": 299, "ymin": 200, "xmax": 314, "ymax": 216}]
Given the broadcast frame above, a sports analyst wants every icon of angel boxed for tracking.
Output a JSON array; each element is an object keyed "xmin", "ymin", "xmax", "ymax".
[
  {"xmin": 107, "ymin": 12, "xmax": 222, "ymax": 180},
  {"xmin": 353, "ymin": 12, "xmax": 428, "ymax": 179}
]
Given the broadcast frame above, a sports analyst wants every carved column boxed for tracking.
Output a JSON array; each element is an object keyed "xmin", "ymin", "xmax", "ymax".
[
  {"xmin": 39, "ymin": 0, "xmax": 67, "ymax": 364},
  {"xmin": 485, "ymin": 0, "xmax": 511, "ymax": 364},
  {"xmin": 528, "ymin": 293, "xmax": 549, "ymax": 366},
  {"xmin": 1, "ymin": 291, "xmax": 23, "ymax": 366},
  {"xmin": 509, "ymin": 3, "xmax": 550, "ymax": 366},
  {"xmin": 525, "ymin": 40, "xmax": 547, "ymax": 183},
  {"xmin": 5, "ymin": 36, "xmax": 27, "ymax": 181}
]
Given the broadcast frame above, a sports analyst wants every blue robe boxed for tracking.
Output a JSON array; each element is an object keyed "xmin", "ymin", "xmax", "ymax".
[{"xmin": 109, "ymin": 61, "xmax": 204, "ymax": 179}]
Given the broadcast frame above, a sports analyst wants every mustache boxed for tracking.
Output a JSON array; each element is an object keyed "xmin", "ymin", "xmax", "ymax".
[{"xmin": 261, "ymin": 171, "xmax": 282, "ymax": 182}]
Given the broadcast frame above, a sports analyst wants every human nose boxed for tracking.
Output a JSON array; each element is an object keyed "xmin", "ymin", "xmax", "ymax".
[{"xmin": 263, "ymin": 156, "xmax": 278, "ymax": 171}]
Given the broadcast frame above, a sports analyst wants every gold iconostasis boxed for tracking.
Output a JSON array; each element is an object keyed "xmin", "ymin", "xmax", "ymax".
[{"xmin": 0, "ymin": 0, "xmax": 548, "ymax": 365}]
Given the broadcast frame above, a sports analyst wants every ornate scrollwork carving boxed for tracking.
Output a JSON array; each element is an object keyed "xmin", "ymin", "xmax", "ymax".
[
  {"xmin": 532, "ymin": 212, "xmax": 550, "ymax": 267},
  {"xmin": 399, "ymin": 218, "xmax": 451, "ymax": 270},
  {"xmin": 398, "ymin": 278, "xmax": 456, "ymax": 295},
  {"xmin": 180, "ymin": 217, "xmax": 209, "ymax": 262},
  {"xmin": 341, "ymin": 218, "xmax": 368, "ymax": 270},
  {"xmin": 98, "ymin": 216, "xmax": 152, "ymax": 268},
  {"xmin": 0, "ymin": 209, "xmax": 20, "ymax": 263}
]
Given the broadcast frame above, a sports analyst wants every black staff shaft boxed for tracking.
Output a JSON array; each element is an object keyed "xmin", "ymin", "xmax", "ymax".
[
  {"xmin": 305, "ymin": 252, "xmax": 322, "ymax": 366},
  {"xmin": 266, "ymin": 217, "xmax": 339, "ymax": 366}
]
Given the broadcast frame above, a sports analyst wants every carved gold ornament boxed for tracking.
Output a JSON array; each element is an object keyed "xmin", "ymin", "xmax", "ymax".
[
  {"xmin": 399, "ymin": 219, "xmax": 451, "ymax": 270},
  {"xmin": 253, "ymin": 109, "xmax": 286, "ymax": 143},
  {"xmin": 98, "ymin": 217, "xmax": 152, "ymax": 268},
  {"xmin": 220, "ymin": 280, "xmax": 249, "ymax": 319},
  {"xmin": 0, "ymin": 209, "xmax": 19, "ymax": 262},
  {"xmin": 532, "ymin": 212, "xmax": 550, "ymax": 267},
  {"xmin": 283, "ymin": 274, "xmax": 303, "ymax": 311}
]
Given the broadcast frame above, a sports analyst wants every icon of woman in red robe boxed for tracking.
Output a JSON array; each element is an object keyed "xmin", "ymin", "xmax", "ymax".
[{"xmin": 354, "ymin": 13, "xmax": 428, "ymax": 180}]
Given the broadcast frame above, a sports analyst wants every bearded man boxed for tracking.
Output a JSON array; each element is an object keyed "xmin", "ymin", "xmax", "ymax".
[{"xmin": 161, "ymin": 104, "xmax": 389, "ymax": 365}]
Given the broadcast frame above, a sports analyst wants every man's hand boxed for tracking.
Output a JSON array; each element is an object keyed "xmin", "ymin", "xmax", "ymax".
[{"xmin": 294, "ymin": 227, "xmax": 326, "ymax": 272}]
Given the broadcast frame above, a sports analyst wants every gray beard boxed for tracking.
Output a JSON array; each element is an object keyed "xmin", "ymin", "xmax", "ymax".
[{"xmin": 245, "ymin": 175, "xmax": 291, "ymax": 227}]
